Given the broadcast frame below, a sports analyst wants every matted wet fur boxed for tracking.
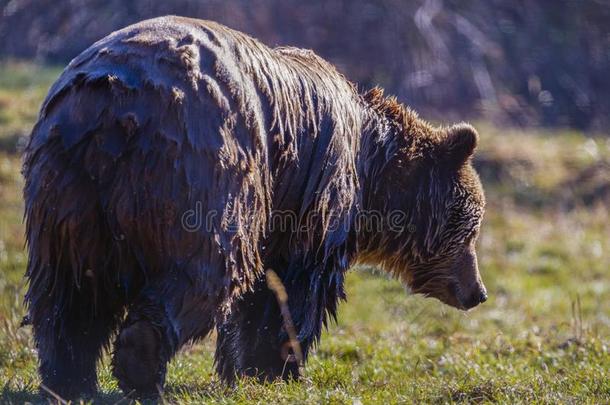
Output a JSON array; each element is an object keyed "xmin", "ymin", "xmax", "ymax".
[{"xmin": 23, "ymin": 16, "xmax": 486, "ymax": 399}]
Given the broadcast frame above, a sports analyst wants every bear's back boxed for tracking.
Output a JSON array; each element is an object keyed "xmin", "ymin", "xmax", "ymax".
[{"xmin": 24, "ymin": 16, "xmax": 365, "ymax": 297}]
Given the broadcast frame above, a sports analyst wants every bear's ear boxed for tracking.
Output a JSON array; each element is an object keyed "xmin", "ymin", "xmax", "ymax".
[{"xmin": 441, "ymin": 123, "xmax": 479, "ymax": 166}]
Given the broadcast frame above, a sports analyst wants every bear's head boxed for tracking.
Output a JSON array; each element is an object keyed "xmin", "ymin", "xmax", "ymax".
[{"xmin": 359, "ymin": 117, "xmax": 487, "ymax": 311}]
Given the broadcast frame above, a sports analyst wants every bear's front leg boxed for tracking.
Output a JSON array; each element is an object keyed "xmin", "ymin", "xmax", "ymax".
[
  {"xmin": 112, "ymin": 268, "xmax": 222, "ymax": 398},
  {"xmin": 215, "ymin": 268, "xmax": 345, "ymax": 383},
  {"xmin": 215, "ymin": 278, "xmax": 301, "ymax": 383}
]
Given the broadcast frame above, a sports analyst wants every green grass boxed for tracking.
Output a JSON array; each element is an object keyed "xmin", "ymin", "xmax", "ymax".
[
  {"xmin": 0, "ymin": 62, "xmax": 609, "ymax": 404},
  {"xmin": 0, "ymin": 62, "xmax": 62, "ymax": 153}
]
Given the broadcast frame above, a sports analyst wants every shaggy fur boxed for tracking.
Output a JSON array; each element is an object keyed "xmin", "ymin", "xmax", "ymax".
[{"xmin": 23, "ymin": 16, "xmax": 486, "ymax": 399}]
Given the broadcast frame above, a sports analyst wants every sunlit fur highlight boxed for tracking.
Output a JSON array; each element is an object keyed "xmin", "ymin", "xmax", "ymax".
[{"xmin": 358, "ymin": 88, "xmax": 486, "ymax": 301}]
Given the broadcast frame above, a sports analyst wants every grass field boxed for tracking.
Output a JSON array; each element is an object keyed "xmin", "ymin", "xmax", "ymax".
[{"xmin": 0, "ymin": 62, "xmax": 609, "ymax": 404}]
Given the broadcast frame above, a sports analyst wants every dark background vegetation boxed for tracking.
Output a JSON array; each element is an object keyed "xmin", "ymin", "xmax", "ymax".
[{"xmin": 1, "ymin": 0, "xmax": 610, "ymax": 131}]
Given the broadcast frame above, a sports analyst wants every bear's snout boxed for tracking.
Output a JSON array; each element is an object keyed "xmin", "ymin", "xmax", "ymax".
[
  {"xmin": 458, "ymin": 283, "xmax": 488, "ymax": 310},
  {"xmin": 449, "ymin": 245, "xmax": 487, "ymax": 310}
]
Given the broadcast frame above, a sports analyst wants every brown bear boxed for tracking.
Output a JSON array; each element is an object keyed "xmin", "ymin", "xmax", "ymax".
[{"xmin": 23, "ymin": 16, "xmax": 487, "ymax": 399}]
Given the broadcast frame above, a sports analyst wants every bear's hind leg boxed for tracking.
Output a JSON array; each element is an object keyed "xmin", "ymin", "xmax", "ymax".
[
  {"xmin": 112, "ymin": 265, "xmax": 222, "ymax": 398},
  {"xmin": 28, "ymin": 278, "xmax": 124, "ymax": 400},
  {"xmin": 25, "ymin": 183, "xmax": 128, "ymax": 399},
  {"xmin": 111, "ymin": 297, "xmax": 176, "ymax": 398}
]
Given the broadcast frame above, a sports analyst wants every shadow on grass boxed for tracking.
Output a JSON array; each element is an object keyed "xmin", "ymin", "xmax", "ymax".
[
  {"xmin": 0, "ymin": 387, "xmax": 40, "ymax": 405},
  {"xmin": 1, "ymin": 383, "xmax": 226, "ymax": 404},
  {"xmin": 0, "ymin": 387, "xmax": 134, "ymax": 404}
]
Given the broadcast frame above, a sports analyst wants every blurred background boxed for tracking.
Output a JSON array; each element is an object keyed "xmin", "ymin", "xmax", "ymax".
[
  {"xmin": 2, "ymin": 0, "xmax": 610, "ymax": 130},
  {"xmin": 0, "ymin": 1, "xmax": 608, "ymax": 402}
]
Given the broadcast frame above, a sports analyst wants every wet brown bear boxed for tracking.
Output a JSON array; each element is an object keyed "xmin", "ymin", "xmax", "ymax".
[{"xmin": 23, "ymin": 16, "xmax": 487, "ymax": 399}]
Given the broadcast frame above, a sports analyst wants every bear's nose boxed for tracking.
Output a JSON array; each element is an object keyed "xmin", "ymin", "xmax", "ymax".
[{"xmin": 462, "ymin": 285, "xmax": 488, "ymax": 309}]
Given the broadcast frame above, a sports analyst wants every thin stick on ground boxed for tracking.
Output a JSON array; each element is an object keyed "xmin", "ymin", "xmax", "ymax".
[
  {"xmin": 39, "ymin": 384, "xmax": 68, "ymax": 405},
  {"xmin": 265, "ymin": 269, "xmax": 304, "ymax": 371}
]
